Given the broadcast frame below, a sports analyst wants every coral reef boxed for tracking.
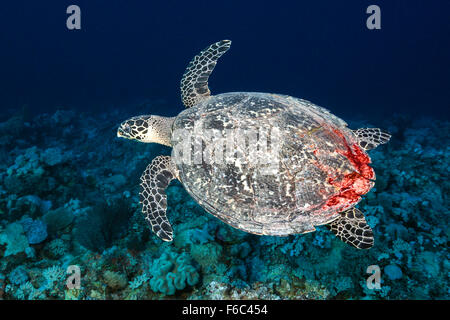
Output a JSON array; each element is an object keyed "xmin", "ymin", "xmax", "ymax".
[
  {"xmin": 148, "ymin": 250, "xmax": 200, "ymax": 295},
  {"xmin": 0, "ymin": 109, "xmax": 448, "ymax": 300}
]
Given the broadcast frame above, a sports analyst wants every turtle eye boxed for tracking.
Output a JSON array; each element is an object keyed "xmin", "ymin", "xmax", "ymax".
[{"xmin": 123, "ymin": 124, "xmax": 131, "ymax": 133}]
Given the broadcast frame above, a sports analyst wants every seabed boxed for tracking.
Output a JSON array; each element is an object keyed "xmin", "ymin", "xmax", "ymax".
[{"xmin": 0, "ymin": 106, "xmax": 448, "ymax": 300}]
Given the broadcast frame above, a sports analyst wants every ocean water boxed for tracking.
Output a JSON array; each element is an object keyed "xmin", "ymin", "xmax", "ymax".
[{"xmin": 0, "ymin": 1, "xmax": 448, "ymax": 300}]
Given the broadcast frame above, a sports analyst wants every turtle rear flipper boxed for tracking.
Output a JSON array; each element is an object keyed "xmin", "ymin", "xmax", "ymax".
[
  {"xmin": 180, "ymin": 40, "xmax": 231, "ymax": 108},
  {"xmin": 353, "ymin": 128, "xmax": 391, "ymax": 150},
  {"xmin": 140, "ymin": 156, "xmax": 177, "ymax": 241},
  {"xmin": 328, "ymin": 207, "xmax": 374, "ymax": 249}
]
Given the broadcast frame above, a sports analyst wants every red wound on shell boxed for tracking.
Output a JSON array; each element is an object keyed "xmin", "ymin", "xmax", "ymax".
[{"xmin": 320, "ymin": 129, "xmax": 375, "ymax": 212}]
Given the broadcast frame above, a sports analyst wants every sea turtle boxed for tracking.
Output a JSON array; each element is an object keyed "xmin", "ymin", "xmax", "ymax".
[{"xmin": 117, "ymin": 40, "xmax": 391, "ymax": 249}]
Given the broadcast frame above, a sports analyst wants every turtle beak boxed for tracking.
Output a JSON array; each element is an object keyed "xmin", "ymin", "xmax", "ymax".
[{"xmin": 117, "ymin": 128, "xmax": 125, "ymax": 138}]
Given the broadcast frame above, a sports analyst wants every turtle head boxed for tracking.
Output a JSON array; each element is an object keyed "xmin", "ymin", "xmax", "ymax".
[{"xmin": 117, "ymin": 115, "xmax": 174, "ymax": 147}]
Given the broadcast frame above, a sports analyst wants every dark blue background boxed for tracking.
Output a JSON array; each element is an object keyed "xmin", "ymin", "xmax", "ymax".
[{"xmin": 0, "ymin": 0, "xmax": 449, "ymax": 120}]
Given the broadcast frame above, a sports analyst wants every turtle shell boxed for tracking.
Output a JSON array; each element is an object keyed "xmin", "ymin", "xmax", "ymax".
[{"xmin": 171, "ymin": 92, "xmax": 375, "ymax": 236}]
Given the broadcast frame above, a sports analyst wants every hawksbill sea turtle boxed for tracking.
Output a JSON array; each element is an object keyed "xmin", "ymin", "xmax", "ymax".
[{"xmin": 117, "ymin": 40, "xmax": 391, "ymax": 249}]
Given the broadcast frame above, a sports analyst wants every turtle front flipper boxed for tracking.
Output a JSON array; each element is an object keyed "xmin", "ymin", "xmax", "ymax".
[
  {"xmin": 180, "ymin": 40, "xmax": 231, "ymax": 108},
  {"xmin": 140, "ymin": 156, "xmax": 177, "ymax": 241},
  {"xmin": 327, "ymin": 207, "xmax": 374, "ymax": 249},
  {"xmin": 353, "ymin": 128, "xmax": 391, "ymax": 150}
]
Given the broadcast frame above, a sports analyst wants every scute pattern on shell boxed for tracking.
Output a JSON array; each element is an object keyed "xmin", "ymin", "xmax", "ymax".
[{"xmin": 171, "ymin": 92, "xmax": 373, "ymax": 236}]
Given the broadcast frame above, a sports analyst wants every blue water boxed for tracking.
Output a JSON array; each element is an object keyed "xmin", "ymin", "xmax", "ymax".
[{"xmin": 0, "ymin": 1, "xmax": 448, "ymax": 300}]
